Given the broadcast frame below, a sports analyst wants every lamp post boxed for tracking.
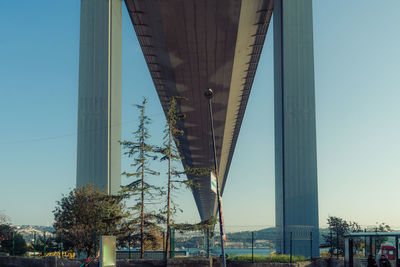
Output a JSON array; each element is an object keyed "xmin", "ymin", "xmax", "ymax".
[{"xmin": 204, "ymin": 88, "xmax": 226, "ymax": 267}]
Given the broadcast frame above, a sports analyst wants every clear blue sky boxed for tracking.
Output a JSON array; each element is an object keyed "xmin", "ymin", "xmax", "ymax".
[{"xmin": 0, "ymin": 0, "xmax": 399, "ymax": 230}]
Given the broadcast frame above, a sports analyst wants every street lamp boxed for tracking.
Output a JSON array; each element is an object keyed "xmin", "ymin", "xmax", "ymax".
[{"xmin": 204, "ymin": 88, "xmax": 226, "ymax": 267}]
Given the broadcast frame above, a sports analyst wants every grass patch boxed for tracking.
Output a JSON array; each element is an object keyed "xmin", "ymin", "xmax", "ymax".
[{"xmin": 227, "ymin": 254, "xmax": 306, "ymax": 263}]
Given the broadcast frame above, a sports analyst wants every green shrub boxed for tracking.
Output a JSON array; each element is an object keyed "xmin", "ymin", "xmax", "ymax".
[{"xmin": 227, "ymin": 254, "xmax": 306, "ymax": 263}]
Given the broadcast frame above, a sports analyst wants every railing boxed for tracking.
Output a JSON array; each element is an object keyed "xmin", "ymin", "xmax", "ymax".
[{"xmin": 116, "ymin": 250, "xmax": 188, "ymax": 259}]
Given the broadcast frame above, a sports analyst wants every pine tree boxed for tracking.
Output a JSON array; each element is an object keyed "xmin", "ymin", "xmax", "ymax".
[
  {"xmin": 157, "ymin": 96, "xmax": 210, "ymax": 259},
  {"xmin": 121, "ymin": 97, "xmax": 163, "ymax": 259},
  {"xmin": 157, "ymin": 96, "xmax": 184, "ymax": 259}
]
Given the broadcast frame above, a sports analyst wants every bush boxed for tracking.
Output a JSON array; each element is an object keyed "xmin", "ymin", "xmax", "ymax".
[
  {"xmin": 228, "ymin": 254, "xmax": 306, "ymax": 263},
  {"xmin": 0, "ymin": 234, "xmax": 27, "ymax": 256}
]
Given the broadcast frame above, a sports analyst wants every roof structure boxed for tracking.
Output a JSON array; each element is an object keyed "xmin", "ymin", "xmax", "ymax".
[{"xmin": 124, "ymin": 0, "xmax": 273, "ymax": 220}]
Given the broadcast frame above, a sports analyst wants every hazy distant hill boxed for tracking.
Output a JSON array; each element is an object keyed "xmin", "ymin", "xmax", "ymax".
[
  {"xmin": 12, "ymin": 225, "xmax": 331, "ymax": 247},
  {"xmin": 227, "ymin": 227, "xmax": 329, "ymax": 244},
  {"xmin": 175, "ymin": 227, "xmax": 331, "ymax": 248},
  {"xmin": 227, "ymin": 227, "xmax": 277, "ymax": 242}
]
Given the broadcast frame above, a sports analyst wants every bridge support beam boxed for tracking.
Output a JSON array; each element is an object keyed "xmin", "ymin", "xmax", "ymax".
[
  {"xmin": 77, "ymin": 0, "xmax": 122, "ymax": 194},
  {"xmin": 273, "ymin": 0, "xmax": 319, "ymax": 256}
]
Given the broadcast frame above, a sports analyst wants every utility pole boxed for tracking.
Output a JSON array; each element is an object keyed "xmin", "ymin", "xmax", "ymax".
[
  {"xmin": 252, "ymin": 232, "xmax": 254, "ymax": 263},
  {"xmin": 330, "ymin": 228, "xmax": 333, "ymax": 257},
  {"xmin": 59, "ymin": 232, "xmax": 63, "ymax": 258},
  {"xmin": 204, "ymin": 88, "xmax": 226, "ymax": 267},
  {"xmin": 33, "ymin": 231, "xmax": 36, "ymax": 257},
  {"xmin": 129, "ymin": 232, "xmax": 132, "ymax": 259},
  {"xmin": 364, "ymin": 229, "xmax": 367, "ymax": 257},
  {"xmin": 44, "ymin": 231, "xmax": 46, "ymax": 256},
  {"xmin": 336, "ymin": 227, "xmax": 339, "ymax": 259},
  {"xmin": 310, "ymin": 231, "xmax": 313, "ymax": 260},
  {"xmin": 12, "ymin": 231, "xmax": 15, "ymax": 256}
]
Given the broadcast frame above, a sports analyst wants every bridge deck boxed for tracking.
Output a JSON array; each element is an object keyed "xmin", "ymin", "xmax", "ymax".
[{"xmin": 124, "ymin": 0, "xmax": 273, "ymax": 220}]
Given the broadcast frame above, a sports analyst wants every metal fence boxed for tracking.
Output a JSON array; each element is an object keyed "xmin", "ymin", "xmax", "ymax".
[
  {"xmin": 168, "ymin": 226, "xmax": 276, "ymax": 259},
  {"xmin": 5, "ymin": 225, "xmax": 324, "ymax": 260},
  {"xmin": 272, "ymin": 225, "xmax": 318, "ymax": 262},
  {"xmin": 84, "ymin": 226, "xmax": 315, "ymax": 260},
  {"xmin": 116, "ymin": 250, "xmax": 188, "ymax": 259}
]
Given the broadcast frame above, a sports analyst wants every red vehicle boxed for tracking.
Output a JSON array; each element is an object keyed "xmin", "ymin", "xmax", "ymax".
[{"xmin": 380, "ymin": 245, "xmax": 396, "ymax": 260}]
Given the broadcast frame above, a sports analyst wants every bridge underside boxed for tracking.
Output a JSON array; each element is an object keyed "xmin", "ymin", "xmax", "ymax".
[
  {"xmin": 77, "ymin": 0, "xmax": 319, "ymax": 257},
  {"xmin": 124, "ymin": 0, "xmax": 273, "ymax": 220}
]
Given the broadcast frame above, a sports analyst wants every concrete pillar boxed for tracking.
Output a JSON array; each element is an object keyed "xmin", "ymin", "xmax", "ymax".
[
  {"xmin": 77, "ymin": 0, "xmax": 122, "ymax": 194},
  {"xmin": 273, "ymin": 0, "xmax": 319, "ymax": 256}
]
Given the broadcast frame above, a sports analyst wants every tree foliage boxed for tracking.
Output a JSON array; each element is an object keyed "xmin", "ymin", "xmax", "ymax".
[
  {"xmin": 323, "ymin": 216, "xmax": 392, "ymax": 256},
  {"xmin": 156, "ymin": 96, "xmax": 213, "ymax": 258},
  {"xmin": 172, "ymin": 216, "xmax": 217, "ymax": 232},
  {"xmin": 120, "ymin": 97, "xmax": 163, "ymax": 258},
  {"xmin": 29, "ymin": 234, "xmax": 62, "ymax": 255},
  {"xmin": 366, "ymin": 223, "xmax": 392, "ymax": 254},
  {"xmin": 53, "ymin": 184, "xmax": 129, "ymax": 257},
  {"xmin": 323, "ymin": 216, "xmax": 362, "ymax": 256},
  {"xmin": 0, "ymin": 211, "xmax": 9, "ymax": 225},
  {"xmin": 0, "ymin": 224, "xmax": 27, "ymax": 255},
  {"xmin": 156, "ymin": 96, "xmax": 186, "ymax": 259},
  {"xmin": 117, "ymin": 213, "xmax": 164, "ymax": 252},
  {"xmin": 0, "ymin": 214, "xmax": 10, "ymax": 243}
]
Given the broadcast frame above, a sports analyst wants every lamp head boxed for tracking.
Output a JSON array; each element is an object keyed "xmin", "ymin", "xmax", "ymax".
[{"xmin": 204, "ymin": 88, "xmax": 214, "ymax": 99}]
